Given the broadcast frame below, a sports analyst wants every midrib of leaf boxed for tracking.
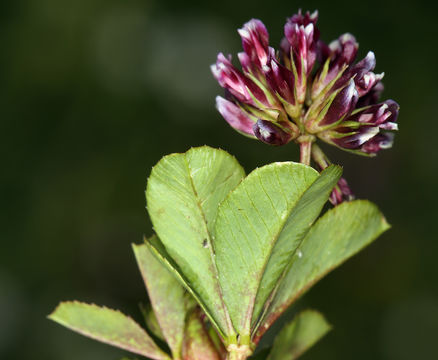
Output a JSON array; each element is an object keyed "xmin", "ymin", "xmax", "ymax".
[
  {"xmin": 253, "ymin": 235, "xmax": 337, "ymax": 342},
  {"xmin": 250, "ymin": 165, "xmax": 340, "ymax": 336},
  {"xmin": 251, "ymin": 167, "xmax": 306, "ymax": 334},
  {"xmin": 251, "ymin": 233, "xmax": 304, "ymax": 339},
  {"xmin": 183, "ymin": 155, "xmax": 236, "ymax": 337},
  {"xmin": 253, "ymin": 227, "xmax": 327, "ymax": 343},
  {"xmin": 246, "ymin": 169, "xmax": 317, "ymax": 333},
  {"xmin": 251, "ymin": 187, "xmax": 324, "ymax": 336}
]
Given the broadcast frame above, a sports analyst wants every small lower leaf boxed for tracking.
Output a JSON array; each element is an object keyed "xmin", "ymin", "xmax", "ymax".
[
  {"xmin": 133, "ymin": 241, "xmax": 187, "ymax": 359},
  {"xmin": 140, "ymin": 303, "xmax": 165, "ymax": 341},
  {"xmin": 48, "ymin": 301, "xmax": 170, "ymax": 360},
  {"xmin": 182, "ymin": 308, "xmax": 221, "ymax": 360},
  {"xmin": 267, "ymin": 310, "xmax": 331, "ymax": 360}
]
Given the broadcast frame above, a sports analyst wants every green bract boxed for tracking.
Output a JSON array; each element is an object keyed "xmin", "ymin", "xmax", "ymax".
[{"xmin": 49, "ymin": 146, "xmax": 390, "ymax": 360}]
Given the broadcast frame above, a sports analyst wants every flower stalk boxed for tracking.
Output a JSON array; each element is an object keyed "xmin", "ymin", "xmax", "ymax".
[
  {"xmin": 311, "ymin": 143, "xmax": 354, "ymax": 205},
  {"xmin": 297, "ymin": 135, "xmax": 315, "ymax": 165}
]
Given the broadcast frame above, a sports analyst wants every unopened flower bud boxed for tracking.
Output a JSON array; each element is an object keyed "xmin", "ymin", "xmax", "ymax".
[
  {"xmin": 312, "ymin": 33, "xmax": 358, "ymax": 99},
  {"xmin": 238, "ymin": 19, "xmax": 271, "ymax": 72},
  {"xmin": 339, "ymin": 52, "xmax": 384, "ymax": 97},
  {"xmin": 253, "ymin": 120, "xmax": 294, "ymax": 145},
  {"xmin": 330, "ymin": 177, "xmax": 354, "ymax": 205},
  {"xmin": 283, "ymin": 10, "xmax": 319, "ymax": 103}
]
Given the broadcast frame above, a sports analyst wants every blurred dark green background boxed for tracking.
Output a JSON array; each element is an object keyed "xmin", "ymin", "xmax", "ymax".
[{"xmin": 1, "ymin": 0, "xmax": 437, "ymax": 359}]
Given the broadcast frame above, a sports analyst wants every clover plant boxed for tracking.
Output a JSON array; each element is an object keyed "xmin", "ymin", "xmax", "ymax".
[{"xmin": 49, "ymin": 9, "xmax": 399, "ymax": 360}]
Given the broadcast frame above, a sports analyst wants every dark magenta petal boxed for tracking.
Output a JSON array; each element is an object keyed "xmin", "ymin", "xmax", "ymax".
[
  {"xmin": 216, "ymin": 96, "xmax": 255, "ymax": 136},
  {"xmin": 238, "ymin": 19, "xmax": 271, "ymax": 69},
  {"xmin": 354, "ymin": 51, "xmax": 376, "ymax": 75},
  {"xmin": 211, "ymin": 53, "xmax": 269, "ymax": 106},
  {"xmin": 329, "ymin": 34, "xmax": 359, "ymax": 67},
  {"xmin": 321, "ymin": 80, "xmax": 358, "ymax": 126},
  {"xmin": 361, "ymin": 133, "xmax": 395, "ymax": 154},
  {"xmin": 237, "ymin": 52, "xmax": 252, "ymax": 73},
  {"xmin": 284, "ymin": 10, "xmax": 319, "ymax": 76},
  {"xmin": 316, "ymin": 39, "xmax": 330, "ymax": 64},
  {"xmin": 332, "ymin": 120, "xmax": 396, "ymax": 153},
  {"xmin": 312, "ymin": 34, "xmax": 359, "ymax": 97},
  {"xmin": 289, "ymin": 9, "xmax": 319, "ymax": 27},
  {"xmin": 349, "ymin": 52, "xmax": 384, "ymax": 97},
  {"xmin": 211, "ymin": 53, "xmax": 249, "ymax": 102},
  {"xmin": 252, "ymin": 120, "xmax": 293, "ymax": 145},
  {"xmin": 323, "ymin": 34, "xmax": 359, "ymax": 89},
  {"xmin": 333, "ymin": 126, "xmax": 380, "ymax": 149},
  {"xmin": 328, "ymin": 34, "xmax": 359, "ymax": 85},
  {"xmin": 357, "ymin": 81, "xmax": 384, "ymax": 107},
  {"xmin": 348, "ymin": 99, "xmax": 399, "ymax": 130},
  {"xmin": 266, "ymin": 59, "xmax": 296, "ymax": 104},
  {"xmin": 384, "ymin": 99, "xmax": 400, "ymax": 124}
]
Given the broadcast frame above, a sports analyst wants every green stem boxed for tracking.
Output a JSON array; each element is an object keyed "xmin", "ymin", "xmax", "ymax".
[
  {"xmin": 311, "ymin": 143, "xmax": 330, "ymax": 169},
  {"xmin": 299, "ymin": 141, "xmax": 312, "ymax": 165},
  {"xmin": 297, "ymin": 135, "xmax": 315, "ymax": 166}
]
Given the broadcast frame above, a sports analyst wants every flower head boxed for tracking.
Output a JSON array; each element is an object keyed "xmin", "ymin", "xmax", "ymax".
[
  {"xmin": 211, "ymin": 10, "xmax": 399, "ymax": 156},
  {"xmin": 212, "ymin": 10, "xmax": 399, "ymax": 204}
]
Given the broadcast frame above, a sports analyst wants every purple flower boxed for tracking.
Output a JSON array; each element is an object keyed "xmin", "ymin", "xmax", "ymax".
[
  {"xmin": 211, "ymin": 19, "xmax": 300, "ymax": 143},
  {"xmin": 238, "ymin": 19, "xmax": 271, "ymax": 72},
  {"xmin": 211, "ymin": 9, "xmax": 399, "ymax": 159},
  {"xmin": 282, "ymin": 10, "xmax": 319, "ymax": 103},
  {"xmin": 329, "ymin": 177, "xmax": 354, "ymax": 205},
  {"xmin": 320, "ymin": 99, "xmax": 399, "ymax": 155},
  {"xmin": 349, "ymin": 52, "xmax": 384, "ymax": 97},
  {"xmin": 311, "ymin": 33, "xmax": 359, "ymax": 98},
  {"xmin": 211, "ymin": 53, "xmax": 268, "ymax": 106}
]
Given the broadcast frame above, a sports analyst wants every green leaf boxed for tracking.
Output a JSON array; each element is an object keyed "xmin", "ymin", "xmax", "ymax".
[
  {"xmin": 213, "ymin": 163, "xmax": 341, "ymax": 337},
  {"xmin": 146, "ymin": 146, "xmax": 245, "ymax": 338},
  {"xmin": 133, "ymin": 242, "xmax": 187, "ymax": 359},
  {"xmin": 254, "ymin": 200, "xmax": 390, "ymax": 342},
  {"xmin": 267, "ymin": 310, "xmax": 331, "ymax": 360},
  {"xmin": 182, "ymin": 308, "xmax": 222, "ymax": 360},
  {"xmin": 48, "ymin": 302, "xmax": 170, "ymax": 360},
  {"xmin": 252, "ymin": 165, "xmax": 341, "ymax": 329}
]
